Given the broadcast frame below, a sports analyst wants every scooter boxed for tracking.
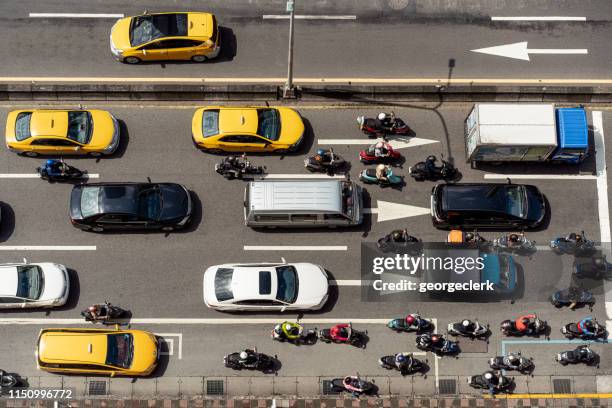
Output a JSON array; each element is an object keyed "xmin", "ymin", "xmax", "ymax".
[
  {"xmin": 80, "ymin": 302, "xmax": 128, "ymax": 323},
  {"xmin": 358, "ymin": 141, "xmax": 402, "ymax": 164},
  {"xmin": 447, "ymin": 320, "xmax": 489, "ymax": 339},
  {"xmin": 331, "ymin": 376, "xmax": 375, "ymax": 396},
  {"xmin": 387, "ymin": 314, "xmax": 433, "ymax": 333},
  {"xmin": 37, "ymin": 159, "xmax": 84, "ymax": 182},
  {"xmin": 409, "ymin": 155, "xmax": 457, "ymax": 181},
  {"xmin": 468, "ymin": 372, "xmax": 513, "ymax": 394},
  {"xmin": 358, "ymin": 167, "xmax": 403, "ymax": 187},
  {"xmin": 492, "ymin": 233, "xmax": 536, "ymax": 254},
  {"xmin": 573, "ymin": 256, "xmax": 612, "ymax": 280},
  {"xmin": 556, "ymin": 345, "xmax": 598, "ymax": 366},
  {"xmin": 415, "ymin": 334, "xmax": 460, "ymax": 355},
  {"xmin": 550, "ymin": 287, "xmax": 594, "ymax": 309},
  {"xmin": 377, "ymin": 231, "xmax": 421, "ymax": 253},
  {"xmin": 304, "ymin": 148, "xmax": 346, "ymax": 173},
  {"xmin": 501, "ymin": 316, "xmax": 547, "ymax": 337},
  {"xmin": 224, "ymin": 349, "xmax": 274, "ymax": 371},
  {"xmin": 357, "ymin": 112, "xmax": 410, "ymax": 138},
  {"xmin": 379, "ymin": 353, "xmax": 427, "ymax": 375},
  {"xmin": 317, "ymin": 323, "xmax": 367, "ymax": 348},
  {"xmin": 489, "ymin": 353, "xmax": 534, "ymax": 373},
  {"xmin": 446, "ymin": 230, "xmax": 488, "ymax": 246},
  {"xmin": 271, "ymin": 322, "xmax": 317, "ymax": 345},
  {"xmin": 215, "ymin": 155, "xmax": 266, "ymax": 180},
  {"xmin": 562, "ymin": 318, "xmax": 606, "ymax": 339},
  {"xmin": 0, "ymin": 370, "xmax": 18, "ymax": 390},
  {"xmin": 550, "ymin": 231, "xmax": 596, "ymax": 255}
]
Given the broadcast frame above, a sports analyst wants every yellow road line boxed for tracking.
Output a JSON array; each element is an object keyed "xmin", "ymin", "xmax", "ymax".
[
  {"xmin": 1, "ymin": 77, "xmax": 612, "ymax": 84},
  {"xmin": 485, "ymin": 393, "xmax": 612, "ymax": 399}
]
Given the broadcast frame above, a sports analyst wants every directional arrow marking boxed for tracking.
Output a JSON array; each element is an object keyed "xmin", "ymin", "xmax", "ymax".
[
  {"xmin": 471, "ymin": 41, "xmax": 588, "ymax": 61},
  {"xmin": 364, "ymin": 200, "xmax": 430, "ymax": 222},
  {"xmin": 318, "ymin": 137, "xmax": 439, "ymax": 149}
]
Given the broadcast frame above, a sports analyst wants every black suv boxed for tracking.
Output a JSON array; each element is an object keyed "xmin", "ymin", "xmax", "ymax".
[{"xmin": 430, "ymin": 183, "xmax": 545, "ymax": 230}]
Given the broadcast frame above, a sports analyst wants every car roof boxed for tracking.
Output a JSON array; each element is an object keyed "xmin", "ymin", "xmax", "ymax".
[
  {"xmin": 248, "ymin": 180, "xmax": 343, "ymax": 213},
  {"xmin": 80, "ymin": 183, "xmax": 147, "ymax": 216},
  {"xmin": 38, "ymin": 330, "xmax": 110, "ymax": 365},
  {"xmin": 227, "ymin": 266, "xmax": 279, "ymax": 302},
  {"xmin": 30, "ymin": 111, "xmax": 69, "ymax": 138},
  {"xmin": 440, "ymin": 183, "xmax": 519, "ymax": 213},
  {"xmin": 218, "ymin": 108, "xmax": 259, "ymax": 135}
]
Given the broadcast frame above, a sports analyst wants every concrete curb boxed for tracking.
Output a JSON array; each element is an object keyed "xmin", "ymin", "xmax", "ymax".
[{"xmin": 1, "ymin": 83, "xmax": 612, "ymax": 103}]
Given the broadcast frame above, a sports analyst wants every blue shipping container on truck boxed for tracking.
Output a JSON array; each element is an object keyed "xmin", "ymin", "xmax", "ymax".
[{"xmin": 551, "ymin": 107, "xmax": 589, "ymax": 163}]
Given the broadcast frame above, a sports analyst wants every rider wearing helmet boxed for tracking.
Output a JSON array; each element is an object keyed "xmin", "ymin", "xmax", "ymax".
[
  {"xmin": 87, "ymin": 305, "xmax": 100, "ymax": 320},
  {"xmin": 508, "ymin": 233, "xmax": 520, "ymax": 247},
  {"xmin": 506, "ymin": 353, "xmax": 520, "ymax": 366},
  {"xmin": 330, "ymin": 323, "xmax": 351, "ymax": 342},
  {"xmin": 405, "ymin": 314, "xmax": 416, "ymax": 328},
  {"xmin": 239, "ymin": 349, "xmax": 255, "ymax": 365},
  {"xmin": 500, "ymin": 320, "xmax": 514, "ymax": 333},
  {"xmin": 394, "ymin": 352, "xmax": 412, "ymax": 369},
  {"xmin": 281, "ymin": 322, "xmax": 302, "ymax": 340},
  {"xmin": 376, "ymin": 164, "xmax": 389, "ymax": 182},
  {"xmin": 44, "ymin": 159, "xmax": 65, "ymax": 177},
  {"xmin": 425, "ymin": 155, "xmax": 437, "ymax": 174},
  {"xmin": 578, "ymin": 317, "xmax": 598, "ymax": 336},
  {"xmin": 461, "ymin": 319, "xmax": 474, "ymax": 333},
  {"xmin": 377, "ymin": 112, "xmax": 394, "ymax": 129},
  {"xmin": 515, "ymin": 314, "xmax": 536, "ymax": 333},
  {"xmin": 465, "ymin": 232, "xmax": 475, "ymax": 243}
]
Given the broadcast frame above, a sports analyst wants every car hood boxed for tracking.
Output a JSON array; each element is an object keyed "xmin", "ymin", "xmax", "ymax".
[
  {"xmin": 525, "ymin": 185, "xmax": 545, "ymax": 223},
  {"xmin": 159, "ymin": 184, "xmax": 190, "ymax": 221},
  {"xmin": 39, "ymin": 263, "xmax": 68, "ymax": 302},
  {"xmin": 294, "ymin": 263, "xmax": 328, "ymax": 307},
  {"xmin": 202, "ymin": 266, "xmax": 218, "ymax": 305},
  {"xmin": 110, "ymin": 17, "xmax": 132, "ymax": 50},
  {"xmin": 88, "ymin": 110, "xmax": 115, "ymax": 149},
  {"xmin": 130, "ymin": 331, "xmax": 158, "ymax": 374}
]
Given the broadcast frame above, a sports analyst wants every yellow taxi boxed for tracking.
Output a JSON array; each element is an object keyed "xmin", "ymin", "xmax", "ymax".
[
  {"xmin": 110, "ymin": 12, "xmax": 220, "ymax": 64},
  {"xmin": 191, "ymin": 106, "xmax": 305, "ymax": 153},
  {"xmin": 36, "ymin": 328, "xmax": 159, "ymax": 377},
  {"xmin": 5, "ymin": 109, "xmax": 120, "ymax": 157}
]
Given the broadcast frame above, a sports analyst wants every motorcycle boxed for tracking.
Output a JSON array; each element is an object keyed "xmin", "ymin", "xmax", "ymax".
[
  {"xmin": 447, "ymin": 319, "xmax": 489, "ymax": 339},
  {"xmin": 573, "ymin": 256, "xmax": 612, "ymax": 280},
  {"xmin": 224, "ymin": 349, "xmax": 274, "ymax": 371},
  {"xmin": 214, "ymin": 155, "xmax": 265, "ymax": 180},
  {"xmin": 409, "ymin": 155, "xmax": 457, "ymax": 181},
  {"xmin": 357, "ymin": 112, "xmax": 410, "ymax": 138},
  {"xmin": 468, "ymin": 372, "xmax": 513, "ymax": 394},
  {"xmin": 304, "ymin": 148, "xmax": 346, "ymax": 173},
  {"xmin": 358, "ymin": 141, "xmax": 401, "ymax": 164},
  {"xmin": 415, "ymin": 333, "xmax": 460, "ymax": 355},
  {"xmin": 562, "ymin": 318, "xmax": 606, "ymax": 340},
  {"xmin": 377, "ymin": 231, "xmax": 421, "ymax": 253},
  {"xmin": 379, "ymin": 353, "xmax": 427, "ymax": 375},
  {"xmin": 550, "ymin": 287, "xmax": 594, "ymax": 309},
  {"xmin": 358, "ymin": 167, "xmax": 403, "ymax": 187},
  {"xmin": 387, "ymin": 314, "xmax": 433, "ymax": 333},
  {"xmin": 317, "ymin": 323, "xmax": 367, "ymax": 348},
  {"xmin": 492, "ymin": 233, "xmax": 536, "ymax": 254},
  {"xmin": 0, "ymin": 370, "xmax": 18, "ymax": 390},
  {"xmin": 556, "ymin": 345, "xmax": 598, "ymax": 366},
  {"xmin": 271, "ymin": 322, "xmax": 317, "ymax": 344},
  {"xmin": 550, "ymin": 231, "xmax": 596, "ymax": 255},
  {"xmin": 489, "ymin": 352, "xmax": 534, "ymax": 373},
  {"xmin": 81, "ymin": 302, "xmax": 128, "ymax": 323},
  {"xmin": 446, "ymin": 230, "xmax": 488, "ymax": 246},
  {"xmin": 501, "ymin": 316, "xmax": 547, "ymax": 337},
  {"xmin": 331, "ymin": 376, "xmax": 375, "ymax": 396},
  {"xmin": 37, "ymin": 159, "xmax": 84, "ymax": 182}
]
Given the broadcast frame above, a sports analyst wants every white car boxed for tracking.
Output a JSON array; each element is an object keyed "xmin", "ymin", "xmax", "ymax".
[
  {"xmin": 0, "ymin": 261, "xmax": 70, "ymax": 309},
  {"xmin": 203, "ymin": 261, "xmax": 329, "ymax": 311}
]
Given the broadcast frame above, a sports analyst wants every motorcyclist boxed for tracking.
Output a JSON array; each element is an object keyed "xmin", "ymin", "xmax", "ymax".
[
  {"xmin": 506, "ymin": 353, "xmax": 521, "ymax": 367},
  {"xmin": 566, "ymin": 232, "xmax": 583, "ymax": 244},
  {"xmin": 87, "ymin": 305, "xmax": 101, "ymax": 320},
  {"xmin": 330, "ymin": 323, "xmax": 351, "ymax": 342},
  {"xmin": 390, "ymin": 229, "xmax": 410, "ymax": 243},
  {"xmin": 377, "ymin": 112, "xmax": 395, "ymax": 129},
  {"xmin": 374, "ymin": 141, "xmax": 389, "ymax": 157},
  {"xmin": 394, "ymin": 352, "xmax": 413, "ymax": 370},
  {"xmin": 276, "ymin": 321, "xmax": 302, "ymax": 340},
  {"xmin": 507, "ymin": 233, "xmax": 522, "ymax": 248},
  {"xmin": 483, "ymin": 371, "xmax": 500, "ymax": 394},
  {"xmin": 43, "ymin": 159, "xmax": 66, "ymax": 177},
  {"xmin": 461, "ymin": 319, "xmax": 475, "ymax": 333},
  {"xmin": 577, "ymin": 317, "xmax": 598, "ymax": 336},
  {"xmin": 342, "ymin": 376, "xmax": 362, "ymax": 393},
  {"xmin": 424, "ymin": 155, "xmax": 437, "ymax": 174},
  {"xmin": 515, "ymin": 314, "xmax": 536, "ymax": 333},
  {"xmin": 239, "ymin": 349, "xmax": 256, "ymax": 365},
  {"xmin": 405, "ymin": 314, "xmax": 419, "ymax": 328},
  {"xmin": 376, "ymin": 164, "xmax": 390, "ymax": 183}
]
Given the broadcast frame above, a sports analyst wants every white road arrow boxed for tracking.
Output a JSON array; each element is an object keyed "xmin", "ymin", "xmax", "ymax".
[
  {"xmin": 364, "ymin": 200, "xmax": 430, "ymax": 222},
  {"xmin": 471, "ymin": 41, "xmax": 588, "ymax": 61},
  {"xmin": 318, "ymin": 137, "xmax": 439, "ymax": 150}
]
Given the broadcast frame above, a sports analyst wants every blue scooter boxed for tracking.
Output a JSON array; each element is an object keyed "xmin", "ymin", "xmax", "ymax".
[{"xmin": 359, "ymin": 167, "xmax": 402, "ymax": 187}]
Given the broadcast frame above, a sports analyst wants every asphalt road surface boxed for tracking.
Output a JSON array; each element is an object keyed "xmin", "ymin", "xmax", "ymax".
[{"xmin": 0, "ymin": 102, "xmax": 610, "ymax": 389}]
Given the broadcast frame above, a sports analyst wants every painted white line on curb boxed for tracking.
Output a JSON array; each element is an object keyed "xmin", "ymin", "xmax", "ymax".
[
  {"xmin": 484, "ymin": 174, "xmax": 597, "ymax": 180},
  {"xmin": 244, "ymin": 246, "xmax": 348, "ymax": 251},
  {"xmin": 29, "ymin": 13, "xmax": 124, "ymax": 18},
  {"xmin": 491, "ymin": 16, "xmax": 587, "ymax": 21},
  {"xmin": 0, "ymin": 318, "xmax": 390, "ymax": 325},
  {"xmin": 332, "ymin": 280, "xmax": 362, "ymax": 286},
  {"xmin": 262, "ymin": 174, "xmax": 345, "ymax": 179},
  {"xmin": 0, "ymin": 246, "xmax": 96, "ymax": 251},
  {"xmin": 0, "ymin": 173, "xmax": 99, "ymax": 179},
  {"xmin": 262, "ymin": 15, "xmax": 356, "ymax": 20}
]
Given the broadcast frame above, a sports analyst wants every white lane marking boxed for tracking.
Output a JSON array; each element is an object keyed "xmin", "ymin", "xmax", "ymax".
[
  {"xmin": 472, "ymin": 41, "xmax": 588, "ymax": 61},
  {"xmin": 484, "ymin": 174, "xmax": 597, "ymax": 180},
  {"xmin": 0, "ymin": 173, "xmax": 99, "ymax": 179},
  {"xmin": 432, "ymin": 318, "xmax": 439, "ymax": 390},
  {"xmin": 331, "ymin": 280, "xmax": 362, "ymax": 286},
  {"xmin": 0, "ymin": 318, "xmax": 391, "ymax": 325},
  {"xmin": 29, "ymin": 13, "xmax": 124, "ymax": 18},
  {"xmin": 318, "ymin": 137, "xmax": 439, "ymax": 150},
  {"xmin": 244, "ymin": 246, "xmax": 348, "ymax": 251},
  {"xmin": 155, "ymin": 333, "xmax": 182, "ymax": 359},
  {"xmin": 0, "ymin": 246, "xmax": 96, "ymax": 251},
  {"xmin": 262, "ymin": 15, "xmax": 356, "ymax": 20},
  {"xmin": 535, "ymin": 245, "xmax": 552, "ymax": 251},
  {"xmin": 592, "ymin": 111, "xmax": 612, "ymax": 320},
  {"xmin": 364, "ymin": 200, "xmax": 430, "ymax": 222},
  {"xmin": 262, "ymin": 174, "xmax": 345, "ymax": 179},
  {"xmin": 491, "ymin": 16, "xmax": 587, "ymax": 21}
]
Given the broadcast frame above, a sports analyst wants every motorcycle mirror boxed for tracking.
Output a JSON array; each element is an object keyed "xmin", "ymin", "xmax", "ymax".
[
  {"xmin": 280, "ymin": 307, "xmax": 287, "ymax": 312},
  {"xmin": 22, "ymin": 257, "xmax": 27, "ymax": 264},
  {"xmin": 280, "ymin": 257, "xmax": 287, "ymax": 264},
  {"xmin": 506, "ymin": 177, "xmax": 512, "ymax": 185},
  {"xmin": 114, "ymin": 324, "xmax": 120, "ymax": 331},
  {"xmin": 146, "ymin": 176, "xmax": 151, "ymax": 183}
]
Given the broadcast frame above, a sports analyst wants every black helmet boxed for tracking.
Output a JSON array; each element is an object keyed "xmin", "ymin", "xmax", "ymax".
[
  {"xmin": 465, "ymin": 232, "xmax": 474, "ymax": 241},
  {"xmin": 568, "ymin": 233, "xmax": 577, "ymax": 241},
  {"xmin": 392, "ymin": 231, "xmax": 402, "ymax": 241},
  {"xmin": 426, "ymin": 155, "xmax": 436, "ymax": 162},
  {"xmin": 501, "ymin": 320, "xmax": 513, "ymax": 331},
  {"xmin": 594, "ymin": 256, "xmax": 605, "ymax": 268},
  {"xmin": 509, "ymin": 234, "xmax": 519, "ymax": 242}
]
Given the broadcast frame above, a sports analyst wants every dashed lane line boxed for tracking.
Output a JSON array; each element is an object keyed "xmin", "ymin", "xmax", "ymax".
[
  {"xmin": 484, "ymin": 174, "xmax": 597, "ymax": 180},
  {"xmin": 0, "ymin": 318, "xmax": 390, "ymax": 325},
  {"xmin": 28, "ymin": 13, "xmax": 124, "ymax": 18},
  {"xmin": 491, "ymin": 16, "xmax": 587, "ymax": 21},
  {"xmin": 244, "ymin": 246, "xmax": 348, "ymax": 251},
  {"xmin": 0, "ymin": 173, "xmax": 99, "ymax": 179},
  {"xmin": 262, "ymin": 15, "xmax": 357, "ymax": 20},
  {"xmin": 0, "ymin": 245, "xmax": 96, "ymax": 250},
  {"xmin": 262, "ymin": 174, "xmax": 345, "ymax": 179}
]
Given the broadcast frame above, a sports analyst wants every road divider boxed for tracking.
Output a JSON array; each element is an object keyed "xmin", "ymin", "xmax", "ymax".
[
  {"xmin": 0, "ymin": 245, "xmax": 96, "ymax": 251},
  {"xmin": 244, "ymin": 246, "xmax": 347, "ymax": 251},
  {"xmin": 318, "ymin": 137, "xmax": 438, "ymax": 149},
  {"xmin": 28, "ymin": 13, "xmax": 124, "ymax": 18},
  {"xmin": 364, "ymin": 200, "xmax": 430, "ymax": 222}
]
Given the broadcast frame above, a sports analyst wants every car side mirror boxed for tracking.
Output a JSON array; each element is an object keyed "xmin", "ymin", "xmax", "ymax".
[
  {"xmin": 143, "ymin": 49, "xmax": 147, "ymax": 56},
  {"xmin": 280, "ymin": 307, "xmax": 287, "ymax": 312}
]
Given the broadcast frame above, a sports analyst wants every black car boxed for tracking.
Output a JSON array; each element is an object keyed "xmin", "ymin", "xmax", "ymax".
[
  {"xmin": 70, "ymin": 182, "xmax": 192, "ymax": 232},
  {"xmin": 430, "ymin": 183, "xmax": 545, "ymax": 230}
]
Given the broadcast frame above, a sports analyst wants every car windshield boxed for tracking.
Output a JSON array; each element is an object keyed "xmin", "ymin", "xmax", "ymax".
[
  {"xmin": 202, "ymin": 110, "xmax": 219, "ymax": 137},
  {"xmin": 275, "ymin": 265, "xmax": 298, "ymax": 303},
  {"xmin": 16, "ymin": 265, "xmax": 44, "ymax": 300},
  {"xmin": 505, "ymin": 186, "xmax": 526, "ymax": 218},
  {"xmin": 257, "ymin": 109, "xmax": 281, "ymax": 141},
  {"xmin": 105, "ymin": 333, "xmax": 133, "ymax": 369},
  {"xmin": 138, "ymin": 185, "xmax": 162, "ymax": 221},
  {"xmin": 215, "ymin": 268, "xmax": 234, "ymax": 301},
  {"xmin": 15, "ymin": 112, "xmax": 32, "ymax": 141},
  {"xmin": 130, "ymin": 13, "xmax": 188, "ymax": 46},
  {"xmin": 81, "ymin": 187, "xmax": 101, "ymax": 218},
  {"xmin": 67, "ymin": 111, "xmax": 92, "ymax": 144}
]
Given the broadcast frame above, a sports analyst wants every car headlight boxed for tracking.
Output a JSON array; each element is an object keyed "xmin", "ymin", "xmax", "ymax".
[{"xmin": 109, "ymin": 35, "xmax": 123, "ymax": 57}]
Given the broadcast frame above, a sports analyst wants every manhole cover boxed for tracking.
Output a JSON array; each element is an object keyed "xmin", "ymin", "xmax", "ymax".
[
  {"xmin": 553, "ymin": 379, "xmax": 571, "ymax": 394},
  {"xmin": 439, "ymin": 379, "xmax": 457, "ymax": 395},
  {"xmin": 322, "ymin": 380, "xmax": 340, "ymax": 395},
  {"xmin": 88, "ymin": 381, "xmax": 107, "ymax": 396},
  {"xmin": 206, "ymin": 380, "xmax": 224, "ymax": 396}
]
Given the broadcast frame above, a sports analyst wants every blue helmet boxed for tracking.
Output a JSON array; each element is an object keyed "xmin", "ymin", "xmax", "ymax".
[
  {"xmin": 316, "ymin": 149, "xmax": 326, "ymax": 156},
  {"xmin": 46, "ymin": 159, "xmax": 55, "ymax": 166},
  {"xmin": 396, "ymin": 354, "xmax": 406, "ymax": 363}
]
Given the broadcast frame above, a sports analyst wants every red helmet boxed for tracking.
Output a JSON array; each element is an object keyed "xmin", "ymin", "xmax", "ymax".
[
  {"xmin": 88, "ymin": 306, "xmax": 96, "ymax": 312},
  {"xmin": 431, "ymin": 335, "xmax": 440, "ymax": 343},
  {"xmin": 406, "ymin": 315, "xmax": 415, "ymax": 325}
]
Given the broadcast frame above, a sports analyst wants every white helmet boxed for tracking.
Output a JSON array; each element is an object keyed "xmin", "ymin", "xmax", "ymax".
[
  {"xmin": 484, "ymin": 372, "xmax": 493, "ymax": 380},
  {"xmin": 378, "ymin": 112, "xmax": 387, "ymax": 121},
  {"xmin": 240, "ymin": 351, "xmax": 248, "ymax": 360},
  {"xmin": 507, "ymin": 354, "xmax": 518, "ymax": 362},
  {"xmin": 462, "ymin": 320, "xmax": 471, "ymax": 327}
]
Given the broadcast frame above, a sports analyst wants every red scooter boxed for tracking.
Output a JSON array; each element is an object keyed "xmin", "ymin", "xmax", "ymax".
[
  {"xmin": 318, "ymin": 323, "xmax": 367, "ymax": 348},
  {"xmin": 359, "ymin": 141, "xmax": 402, "ymax": 164},
  {"xmin": 357, "ymin": 112, "xmax": 410, "ymax": 138}
]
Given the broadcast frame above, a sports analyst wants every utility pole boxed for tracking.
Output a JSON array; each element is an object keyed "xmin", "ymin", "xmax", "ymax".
[{"xmin": 282, "ymin": 0, "xmax": 297, "ymax": 98}]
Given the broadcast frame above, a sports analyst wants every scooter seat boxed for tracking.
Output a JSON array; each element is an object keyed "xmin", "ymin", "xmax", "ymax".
[{"xmin": 365, "ymin": 169, "xmax": 377, "ymax": 178}]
